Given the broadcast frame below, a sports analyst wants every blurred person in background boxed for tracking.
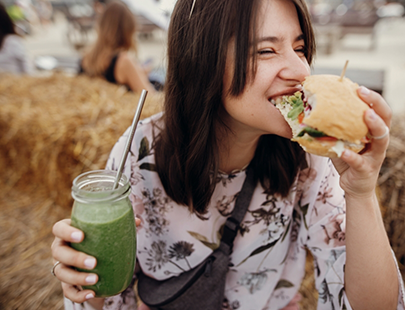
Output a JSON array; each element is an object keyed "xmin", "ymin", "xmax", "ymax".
[
  {"xmin": 0, "ymin": 2, "xmax": 31, "ymax": 74},
  {"xmin": 93, "ymin": 0, "xmax": 108, "ymax": 15},
  {"xmin": 78, "ymin": 0, "xmax": 156, "ymax": 94}
]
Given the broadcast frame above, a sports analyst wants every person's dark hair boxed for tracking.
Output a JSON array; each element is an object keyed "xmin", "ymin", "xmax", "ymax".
[
  {"xmin": 155, "ymin": 0, "xmax": 316, "ymax": 215},
  {"xmin": 0, "ymin": 3, "xmax": 18, "ymax": 49}
]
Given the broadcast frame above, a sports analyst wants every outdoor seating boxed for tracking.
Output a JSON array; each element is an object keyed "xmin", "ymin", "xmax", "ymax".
[{"xmin": 309, "ymin": 1, "xmax": 381, "ymax": 53}]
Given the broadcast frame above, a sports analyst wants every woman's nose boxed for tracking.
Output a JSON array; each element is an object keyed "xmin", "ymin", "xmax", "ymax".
[{"xmin": 278, "ymin": 51, "xmax": 310, "ymax": 83}]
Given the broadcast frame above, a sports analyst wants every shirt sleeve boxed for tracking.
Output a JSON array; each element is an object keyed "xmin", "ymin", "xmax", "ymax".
[
  {"xmin": 297, "ymin": 157, "xmax": 405, "ymax": 310},
  {"xmin": 105, "ymin": 126, "xmax": 132, "ymax": 176}
]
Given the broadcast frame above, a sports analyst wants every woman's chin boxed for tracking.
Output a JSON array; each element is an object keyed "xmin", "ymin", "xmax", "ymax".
[
  {"xmin": 266, "ymin": 106, "xmax": 294, "ymax": 139},
  {"xmin": 269, "ymin": 120, "xmax": 293, "ymax": 139},
  {"xmin": 276, "ymin": 129, "xmax": 293, "ymax": 140}
]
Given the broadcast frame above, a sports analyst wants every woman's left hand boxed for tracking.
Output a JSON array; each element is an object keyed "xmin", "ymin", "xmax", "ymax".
[{"xmin": 331, "ymin": 86, "xmax": 391, "ymax": 199}]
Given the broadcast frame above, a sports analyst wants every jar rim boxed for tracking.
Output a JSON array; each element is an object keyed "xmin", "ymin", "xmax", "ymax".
[{"xmin": 72, "ymin": 170, "xmax": 130, "ymax": 203}]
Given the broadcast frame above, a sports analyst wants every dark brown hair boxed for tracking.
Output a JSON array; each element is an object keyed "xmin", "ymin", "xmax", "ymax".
[
  {"xmin": 0, "ymin": 3, "xmax": 18, "ymax": 49},
  {"xmin": 155, "ymin": 0, "xmax": 316, "ymax": 215}
]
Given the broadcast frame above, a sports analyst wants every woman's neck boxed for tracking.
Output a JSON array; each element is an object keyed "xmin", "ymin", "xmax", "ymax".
[{"xmin": 218, "ymin": 132, "xmax": 260, "ymax": 174}]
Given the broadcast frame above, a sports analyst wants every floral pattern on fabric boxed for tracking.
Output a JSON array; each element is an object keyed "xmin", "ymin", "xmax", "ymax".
[
  {"xmin": 141, "ymin": 187, "xmax": 172, "ymax": 237},
  {"xmin": 64, "ymin": 113, "xmax": 405, "ymax": 310},
  {"xmin": 139, "ymin": 239, "xmax": 196, "ymax": 275}
]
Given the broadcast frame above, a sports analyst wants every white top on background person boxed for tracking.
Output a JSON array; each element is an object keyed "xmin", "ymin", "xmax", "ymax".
[
  {"xmin": 0, "ymin": 34, "xmax": 30, "ymax": 74},
  {"xmin": 0, "ymin": 3, "xmax": 31, "ymax": 74}
]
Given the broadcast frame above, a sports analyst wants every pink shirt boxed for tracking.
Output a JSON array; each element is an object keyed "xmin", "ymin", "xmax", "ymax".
[{"xmin": 65, "ymin": 112, "xmax": 405, "ymax": 310}]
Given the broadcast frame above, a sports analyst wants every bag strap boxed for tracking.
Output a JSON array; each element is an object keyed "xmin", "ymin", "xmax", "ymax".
[{"xmin": 220, "ymin": 166, "xmax": 256, "ymax": 253}]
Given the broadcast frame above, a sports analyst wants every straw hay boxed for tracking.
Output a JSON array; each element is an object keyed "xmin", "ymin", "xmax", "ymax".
[
  {"xmin": 0, "ymin": 183, "xmax": 67, "ymax": 309},
  {"xmin": 0, "ymin": 72, "xmax": 404, "ymax": 309},
  {"xmin": 0, "ymin": 72, "xmax": 163, "ymax": 209}
]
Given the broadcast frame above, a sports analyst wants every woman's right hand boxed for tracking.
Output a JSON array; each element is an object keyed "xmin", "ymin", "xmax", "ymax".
[
  {"xmin": 51, "ymin": 217, "xmax": 141, "ymax": 304},
  {"xmin": 51, "ymin": 219, "xmax": 100, "ymax": 303}
]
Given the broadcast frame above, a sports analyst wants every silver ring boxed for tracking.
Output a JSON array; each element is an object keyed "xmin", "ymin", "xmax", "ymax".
[
  {"xmin": 370, "ymin": 125, "xmax": 389, "ymax": 140},
  {"xmin": 51, "ymin": 261, "xmax": 62, "ymax": 277}
]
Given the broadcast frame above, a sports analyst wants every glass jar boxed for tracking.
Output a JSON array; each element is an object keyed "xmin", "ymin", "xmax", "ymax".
[{"xmin": 70, "ymin": 170, "xmax": 136, "ymax": 297}]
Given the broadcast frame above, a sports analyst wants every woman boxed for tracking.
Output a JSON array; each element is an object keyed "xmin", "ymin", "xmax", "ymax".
[
  {"xmin": 79, "ymin": 1, "xmax": 156, "ymax": 94},
  {"xmin": 52, "ymin": 0, "xmax": 405, "ymax": 309},
  {"xmin": 0, "ymin": 3, "xmax": 30, "ymax": 74}
]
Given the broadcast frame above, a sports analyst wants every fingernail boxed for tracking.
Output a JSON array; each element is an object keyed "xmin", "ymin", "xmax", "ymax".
[
  {"xmin": 85, "ymin": 274, "xmax": 97, "ymax": 284},
  {"xmin": 85, "ymin": 293, "xmax": 94, "ymax": 300},
  {"xmin": 71, "ymin": 231, "xmax": 83, "ymax": 242},
  {"xmin": 360, "ymin": 86, "xmax": 370, "ymax": 96},
  {"xmin": 84, "ymin": 258, "xmax": 96, "ymax": 269},
  {"xmin": 368, "ymin": 109, "xmax": 376, "ymax": 120},
  {"xmin": 342, "ymin": 150, "xmax": 351, "ymax": 159}
]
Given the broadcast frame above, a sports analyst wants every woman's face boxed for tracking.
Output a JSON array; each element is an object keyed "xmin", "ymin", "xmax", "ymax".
[{"xmin": 222, "ymin": 0, "xmax": 310, "ymax": 140}]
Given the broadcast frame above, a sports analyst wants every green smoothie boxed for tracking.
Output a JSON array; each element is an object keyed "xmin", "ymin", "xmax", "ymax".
[{"xmin": 71, "ymin": 197, "xmax": 136, "ymax": 297}]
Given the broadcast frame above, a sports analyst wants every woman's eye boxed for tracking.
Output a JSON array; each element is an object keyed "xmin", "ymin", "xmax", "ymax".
[
  {"xmin": 258, "ymin": 49, "xmax": 275, "ymax": 55},
  {"xmin": 295, "ymin": 47, "xmax": 306, "ymax": 55}
]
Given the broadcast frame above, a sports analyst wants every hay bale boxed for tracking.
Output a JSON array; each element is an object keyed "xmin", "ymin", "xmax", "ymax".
[
  {"xmin": 0, "ymin": 183, "xmax": 68, "ymax": 310},
  {"xmin": 0, "ymin": 72, "xmax": 163, "ymax": 209},
  {"xmin": 299, "ymin": 251, "xmax": 318, "ymax": 309}
]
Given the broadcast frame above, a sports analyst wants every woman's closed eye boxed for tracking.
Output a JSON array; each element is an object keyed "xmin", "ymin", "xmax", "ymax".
[
  {"xmin": 257, "ymin": 47, "xmax": 306, "ymax": 56},
  {"xmin": 294, "ymin": 46, "xmax": 306, "ymax": 56},
  {"xmin": 258, "ymin": 49, "xmax": 275, "ymax": 55}
]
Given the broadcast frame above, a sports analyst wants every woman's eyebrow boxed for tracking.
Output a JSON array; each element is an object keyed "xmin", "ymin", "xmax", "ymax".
[{"xmin": 256, "ymin": 34, "xmax": 305, "ymax": 44}]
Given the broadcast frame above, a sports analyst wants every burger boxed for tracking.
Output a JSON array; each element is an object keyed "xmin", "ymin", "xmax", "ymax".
[{"xmin": 274, "ymin": 74, "xmax": 370, "ymax": 157}]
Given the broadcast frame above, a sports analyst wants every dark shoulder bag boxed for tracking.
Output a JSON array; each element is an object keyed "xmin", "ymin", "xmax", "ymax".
[{"xmin": 137, "ymin": 167, "xmax": 256, "ymax": 310}]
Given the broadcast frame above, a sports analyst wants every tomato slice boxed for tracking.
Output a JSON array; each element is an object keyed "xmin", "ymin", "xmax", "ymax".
[
  {"xmin": 316, "ymin": 136, "xmax": 338, "ymax": 142},
  {"xmin": 297, "ymin": 112, "xmax": 305, "ymax": 124},
  {"xmin": 361, "ymin": 136, "xmax": 371, "ymax": 143}
]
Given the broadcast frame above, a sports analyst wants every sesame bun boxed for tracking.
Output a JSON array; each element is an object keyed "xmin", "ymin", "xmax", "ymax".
[{"xmin": 302, "ymin": 74, "xmax": 369, "ymax": 144}]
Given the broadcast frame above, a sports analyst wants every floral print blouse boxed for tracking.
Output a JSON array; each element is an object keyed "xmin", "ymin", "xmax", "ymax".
[{"xmin": 65, "ymin": 113, "xmax": 405, "ymax": 310}]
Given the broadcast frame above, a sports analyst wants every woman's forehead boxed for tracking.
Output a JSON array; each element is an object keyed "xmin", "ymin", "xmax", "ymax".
[{"xmin": 255, "ymin": 0, "xmax": 302, "ymax": 38}]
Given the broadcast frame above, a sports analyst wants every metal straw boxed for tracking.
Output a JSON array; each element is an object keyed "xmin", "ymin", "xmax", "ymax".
[{"xmin": 112, "ymin": 89, "xmax": 148, "ymax": 190}]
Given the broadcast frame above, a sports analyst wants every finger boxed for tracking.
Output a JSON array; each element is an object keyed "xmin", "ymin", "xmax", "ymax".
[
  {"xmin": 364, "ymin": 109, "xmax": 390, "ymax": 151},
  {"xmin": 52, "ymin": 219, "xmax": 84, "ymax": 243},
  {"xmin": 52, "ymin": 241, "xmax": 97, "ymax": 271},
  {"xmin": 135, "ymin": 217, "xmax": 141, "ymax": 227},
  {"xmin": 54, "ymin": 262, "xmax": 98, "ymax": 287},
  {"xmin": 340, "ymin": 149, "xmax": 366, "ymax": 172},
  {"xmin": 138, "ymin": 303, "xmax": 152, "ymax": 310},
  {"xmin": 358, "ymin": 86, "xmax": 392, "ymax": 127},
  {"xmin": 62, "ymin": 282, "xmax": 95, "ymax": 303}
]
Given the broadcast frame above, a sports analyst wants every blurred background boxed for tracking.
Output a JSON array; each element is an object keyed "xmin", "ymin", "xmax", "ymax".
[
  {"xmin": 0, "ymin": 0, "xmax": 404, "ymax": 309},
  {"xmin": 2, "ymin": 0, "xmax": 405, "ymax": 111}
]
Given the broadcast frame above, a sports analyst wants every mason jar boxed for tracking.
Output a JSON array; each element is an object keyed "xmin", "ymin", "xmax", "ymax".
[{"xmin": 70, "ymin": 170, "xmax": 136, "ymax": 297}]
